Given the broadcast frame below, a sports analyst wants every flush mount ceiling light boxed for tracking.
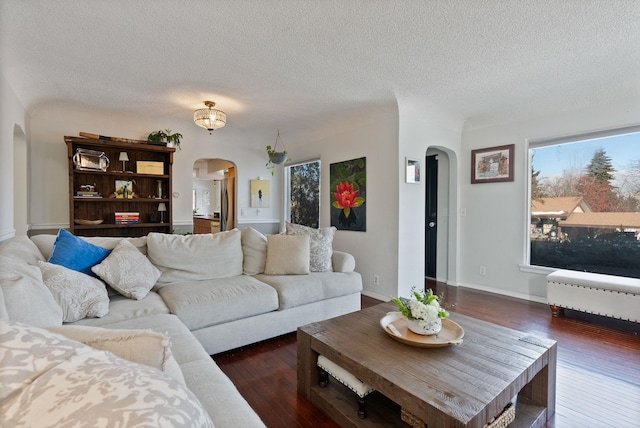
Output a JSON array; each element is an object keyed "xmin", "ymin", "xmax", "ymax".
[{"xmin": 194, "ymin": 101, "xmax": 227, "ymax": 134}]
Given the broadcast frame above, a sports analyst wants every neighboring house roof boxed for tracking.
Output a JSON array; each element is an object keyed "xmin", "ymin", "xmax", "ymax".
[
  {"xmin": 559, "ymin": 212, "xmax": 640, "ymax": 229},
  {"xmin": 531, "ymin": 197, "xmax": 590, "ymax": 218}
]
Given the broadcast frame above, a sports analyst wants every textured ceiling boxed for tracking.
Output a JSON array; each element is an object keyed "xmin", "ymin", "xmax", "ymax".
[{"xmin": 2, "ymin": 0, "xmax": 640, "ymax": 136}]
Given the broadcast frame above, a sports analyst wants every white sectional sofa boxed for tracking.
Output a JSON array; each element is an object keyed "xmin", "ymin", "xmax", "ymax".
[{"xmin": 0, "ymin": 225, "xmax": 362, "ymax": 427}]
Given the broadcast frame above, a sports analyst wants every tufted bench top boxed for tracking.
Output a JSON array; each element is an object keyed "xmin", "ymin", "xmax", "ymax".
[{"xmin": 546, "ymin": 269, "xmax": 640, "ymax": 295}]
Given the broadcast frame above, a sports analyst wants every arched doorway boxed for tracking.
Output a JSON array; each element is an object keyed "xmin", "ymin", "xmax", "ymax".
[
  {"xmin": 425, "ymin": 147, "xmax": 453, "ymax": 283},
  {"xmin": 192, "ymin": 158, "xmax": 236, "ymax": 233}
]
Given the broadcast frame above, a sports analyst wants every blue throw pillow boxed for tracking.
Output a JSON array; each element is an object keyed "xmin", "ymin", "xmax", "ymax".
[{"xmin": 48, "ymin": 229, "xmax": 111, "ymax": 276}]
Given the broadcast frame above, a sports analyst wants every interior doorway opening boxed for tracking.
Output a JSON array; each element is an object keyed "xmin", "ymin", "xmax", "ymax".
[
  {"xmin": 192, "ymin": 158, "xmax": 236, "ymax": 233},
  {"xmin": 425, "ymin": 147, "xmax": 451, "ymax": 284}
]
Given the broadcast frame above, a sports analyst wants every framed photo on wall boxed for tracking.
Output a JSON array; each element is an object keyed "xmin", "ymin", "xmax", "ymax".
[
  {"xmin": 250, "ymin": 179, "xmax": 270, "ymax": 208},
  {"xmin": 405, "ymin": 157, "xmax": 421, "ymax": 183},
  {"xmin": 471, "ymin": 144, "xmax": 514, "ymax": 184}
]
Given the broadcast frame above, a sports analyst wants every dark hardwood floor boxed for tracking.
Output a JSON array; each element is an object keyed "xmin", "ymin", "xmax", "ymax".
[{"xmin": 214, "ymin": 281, "xmax": 640, "ymax": 427}]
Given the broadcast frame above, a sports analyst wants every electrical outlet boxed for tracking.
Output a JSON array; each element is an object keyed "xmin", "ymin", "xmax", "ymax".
[
  {"xmin": 373, "ymin": 275, "xmax": 380, "ymax": 286},
  {"xmin": 479, "ymin": 266, "xmax": 486, "ymax": 276}
]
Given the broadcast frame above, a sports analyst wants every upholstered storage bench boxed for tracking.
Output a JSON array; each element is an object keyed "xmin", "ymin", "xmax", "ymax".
[{"xmin": 546, "ymin": 269, "xmax": 640, "ymax": 322}]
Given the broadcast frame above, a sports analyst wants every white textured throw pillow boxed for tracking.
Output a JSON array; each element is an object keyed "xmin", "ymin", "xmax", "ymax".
[
  {"xmin": 286, "ymin": 222, "xmax": 336, "ymax": 272},
  {"xmin": 38, "ymin": 261, "xmax": 109, "ymax": 322},
  {"xmin": 264, "ymin": 234, "xmax": 310, "ymax": 275},
  {"xmin": 0, "ymin": 322, "xmax": 214, "ymax": 428},
  {"xmin": 91, "ymin": 239, "xmax": 161, "ymax": 300},
  {"xmin": 241, "ymin": 227, "xmax": 268, "ymax": 275}
]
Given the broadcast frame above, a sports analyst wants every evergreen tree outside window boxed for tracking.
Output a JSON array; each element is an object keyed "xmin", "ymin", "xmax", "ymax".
[
  {"xmin": 286, "ymin": 160, "xmax": 320, "ymax": 228},
  {"xmin": 529, "ymin": 127, "xmax": 640, "ymax": 278}
]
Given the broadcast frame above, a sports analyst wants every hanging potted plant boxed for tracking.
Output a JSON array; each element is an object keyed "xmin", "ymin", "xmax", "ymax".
[
  {"xmin": 148, "ymin": 129, "xmax": 183, "ymax": 150},
  {"xmin": 265, "ymin": 129, "xmax": 290, "ymax": 174}
]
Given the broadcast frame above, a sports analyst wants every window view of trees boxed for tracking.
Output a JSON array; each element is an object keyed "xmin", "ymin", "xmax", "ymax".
[
  {"xmin": 288, "ymin": 161, "xmax": 320, "ymax": 228},
  {"xmin": 530, "ymin": 132, "xmax": 640, "ymax": 278}
]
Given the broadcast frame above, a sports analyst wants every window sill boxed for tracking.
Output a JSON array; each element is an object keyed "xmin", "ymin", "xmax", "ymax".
[{"xmin": 518, "ymin": 264, "xmax": 556, "ymax": 275}]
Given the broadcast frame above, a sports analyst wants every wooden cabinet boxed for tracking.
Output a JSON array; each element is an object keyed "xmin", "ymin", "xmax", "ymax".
[
  {"xmin": 65, "ymin": 136, "xmax": 175, "ymax": 237},
  {"xmin": 193, "ymin": 217, "xmax": 221, "ymax": 234}
]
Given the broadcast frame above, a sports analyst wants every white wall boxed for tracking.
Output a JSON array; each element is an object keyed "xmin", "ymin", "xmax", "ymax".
[
  {"xmin": 0, "ymin": 74, "xmax": 26, "ymax": 240},
  {"xmin": 287, "ymin": 104, "xmax": 399, "ymax": 300},
  {"xmin": 397, "ymin": 96, "xmax": 463, "ymax": 298},
  {"xmin": 459, "ymin": 99, "xmax": 640, "ymax": 301}
]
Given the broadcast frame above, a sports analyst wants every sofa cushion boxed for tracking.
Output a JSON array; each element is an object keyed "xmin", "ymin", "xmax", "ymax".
[
  {"xmin": 286, "ymin": 222, "xmax": 336, "ymax": 272},
  {"xmin": 156, "ymin": 276, "xmax": 279, "ymax": 330},
  {"xmin": 264, "ymin": 234, "xmax": 310, "ymax": 275},
  {"xmin": 0, "ymin": 256, "xmax": 62, "ymax": 326},
  {"xmin": 48, "ymin": 229, "xmax": 110, "ymax": 276},
  {"xmin": 0, "ymin": 236, "xmax": 45, "ymax": 266},
  {"xmin": 0, "ymin": 286, "xmax": 8, "ymax": 321},
  {"xmin": 100, "ymin": 314, "xmax": 266, "ymax": 427},
  {"xmin": 255, "ymin": 271, "xmax": 363, "ymax": 310},
  {"xmin": 38, "ymin": 261, "xmax": 109, "ymax": 322},
  {"xmin": 31, "ymin": 234, "xmax": 148, "ymax": 260},
  {"xmin": 147, "ymin": 229, "xmax": 243, "ymax": 283},
  {"xmin": 0, "ymin": 321, "xmax": 214, "ymax": 428},
  {"xmin": 46, "ymin": 324, "xmax": 185, "ymax": 385},
  {"xmin": 69, "ymin": 291, "xmax": 170, "ymax": 327},
  {"xmin": 92, "ymin": 239, "xmax": 161, "ymax": 300},
  {"xmin": 241, "ymin": 227, "xmax": 267, "ymax": 275}
]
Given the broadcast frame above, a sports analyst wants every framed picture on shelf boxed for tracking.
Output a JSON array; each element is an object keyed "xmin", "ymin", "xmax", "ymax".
[
  {"xmin": 405, "ymin": 158, "xmax": 421, "ymax": 183},
  {"xmin": 114, "ymin": 180, "xmax": 134, "ymax": 199},
  {"xmin": 471, "ymin": 144, "xmax": 514, "ymax": 184}
]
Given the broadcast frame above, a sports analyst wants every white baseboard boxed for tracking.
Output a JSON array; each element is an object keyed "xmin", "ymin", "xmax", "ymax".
[
  {"xmin": 457, "ymin": 281, "xmax": 547, "ymax": 304},
  {"xmin": 361, "ymin": 290, "xmax": 390, "ymax": 302}
]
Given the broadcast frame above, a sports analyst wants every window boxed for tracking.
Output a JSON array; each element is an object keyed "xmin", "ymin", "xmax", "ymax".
[
  {"xmin": 286, "ymin": 160, "xmax": 320, "ymax": 228},
  {"xmin": 529, "ymin": 126, "xmax": 640, "ymax": 278}
]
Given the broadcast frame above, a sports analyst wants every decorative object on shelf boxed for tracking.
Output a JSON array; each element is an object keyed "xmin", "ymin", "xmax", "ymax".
[
  {"xmin": 194, "ymin": 101, "xmax": 227, "ymax": 134},
  {"xmin": 157, "ymin": 180, "xmax": 163, "ymax": 199},
  {"xmin": 392, "ymin": 288, "xmax": 449, "ymax": 336},
  {"xmin": 405, "ymin": 157, "xmax": 421, "ymax": 183},
  {"xmin": 147, "ymin": 129, "xmax": 183, "ymax": 150},
  {"xmin": 114, "ymin": 180, "xmax": 134, "ymax": 199},
  {"xmin": 471, "ymin": 144, "xmax": 514, "ymax": 184},
  {"xmin": 73, "ymin": 148, "xmax": 109, "ymax": 172},
  {"xmin": 265, "ymin": 130, "xmax": 290, "ymax": 175},
  {"xmin": 74, "ymin": 219, "xmax": 104, "ymax": 225},
  {"xmin": 79, "ymin": 132, "xmax": 148, "ymax": 144},
  {"xmin": 136, "ymin": 161, "xmax": 164, "ymax": 175},
  {"xmin": 118, "ymin": 152, "xmax": 129, "ymax": 172},
  {"xmin": 158, "ymin": 203, "xmax": 167, "ymax": 223}
]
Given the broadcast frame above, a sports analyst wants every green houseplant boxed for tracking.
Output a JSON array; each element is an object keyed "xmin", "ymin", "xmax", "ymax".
[
  {"xmin": 148, "ymin": 129, "xmax": 183, "ymax": 150},
  {"xmin": 265, "ymin": 130, "xmax": 290, "ymax": 175}
]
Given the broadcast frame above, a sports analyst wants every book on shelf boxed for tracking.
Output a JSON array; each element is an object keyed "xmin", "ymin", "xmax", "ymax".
[
  {"xmin": 115, "ymin": 212, "xmax": 140, "ymax": 224},
  {"xmin": 76, "ymin": 191, "xmax": 101, "ymax": 197}
]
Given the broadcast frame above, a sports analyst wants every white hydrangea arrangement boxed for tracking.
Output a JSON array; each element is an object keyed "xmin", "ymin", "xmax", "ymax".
[{"xmin": 392, "ymin": 288, "xmax": 449, "ymax": 328}]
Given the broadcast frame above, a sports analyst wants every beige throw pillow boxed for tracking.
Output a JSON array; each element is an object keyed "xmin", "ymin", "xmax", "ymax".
[
  {"xmin": 46, "ymin": 324, "xmax": 185, "ymax": 385},
  {"xmin": 241, "ymin": 227, "xmax": 268, "ymax": 275},
  {"xmin": 264, "ymin": 234, "xmax": 310, "ymax": 275},
  {"xmin": 286, "ymin": 222, "xmax": 336, "ymax": 272},
  {"xmin": 91, "ymin": 239, "xmax": 161, "ymax": 300}
]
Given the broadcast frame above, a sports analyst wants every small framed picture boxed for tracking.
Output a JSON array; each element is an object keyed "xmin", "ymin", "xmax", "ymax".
[
  {"xmin": 250, "ymin": 179, "xmax": 270, "ymax": 208},
  {"xmin": 405, "ymin": 158, "xmax": 421, "ymax": 183},
  {"xmin": 114, "ymin": 180, "xmax": 134, "ymax": 198},
  {"xmin": 471, "ymin": 144, "xmax": 514, "ymax": 184}
]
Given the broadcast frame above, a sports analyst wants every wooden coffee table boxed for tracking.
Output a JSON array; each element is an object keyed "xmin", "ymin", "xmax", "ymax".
[{"xmin": 298, "ymin": 302, "xmax": 556, "ymax": 428}]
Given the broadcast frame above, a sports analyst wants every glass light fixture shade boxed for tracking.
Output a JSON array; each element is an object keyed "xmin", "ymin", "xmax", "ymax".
[{"xmin": 194, "ymin": 101, "xmax": 226, "ymax": 131}]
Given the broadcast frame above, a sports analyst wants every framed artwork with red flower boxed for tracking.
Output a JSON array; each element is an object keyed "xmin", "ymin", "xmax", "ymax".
[{"xmin": 330, "ymin": 157, "xmax": 366, "ymax": 231}]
